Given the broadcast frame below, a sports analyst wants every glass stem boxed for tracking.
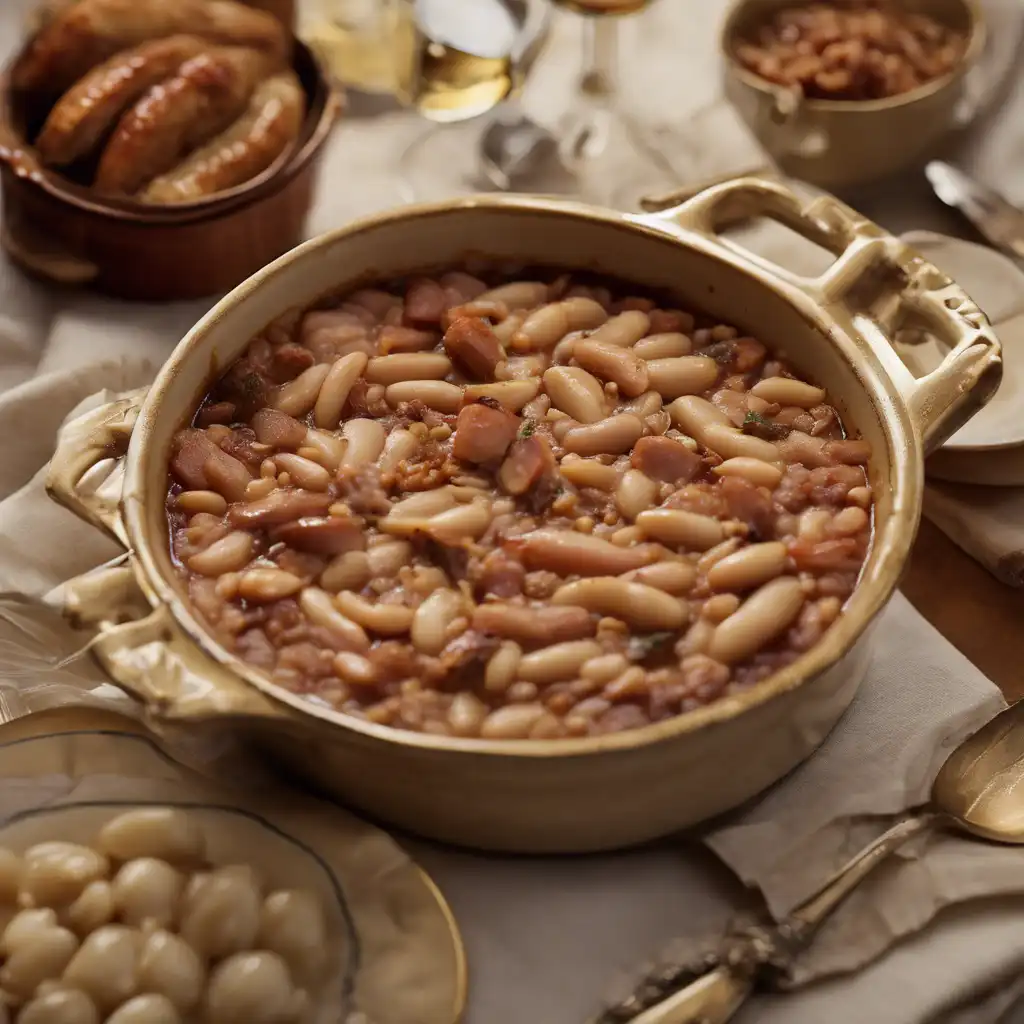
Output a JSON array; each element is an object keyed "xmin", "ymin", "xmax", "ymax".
[{"xmin": 579, "ymin": 16, "xmax": 620, "ymax": 108}]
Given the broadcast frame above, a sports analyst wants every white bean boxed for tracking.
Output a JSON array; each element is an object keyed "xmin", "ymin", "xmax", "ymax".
[
  {"xmin": 750, "ymin": 376, "xmax": 826, "ymax": 408},
  {"xmin": 237, "ymin": 568, "xmax": 304, "ymax": 602},
  {"xmin": 300, "ymin": 587, "xmax": 371, "ymax": 649},
  {"xmin": 179, "ymin": 866, "xmax": 261, "ymax": 960},
  {"xmin": 636, "ymin": 508, "xmax": 725, "ymax": 551},
  {"xmin": 137, "ymin": 929, "xmax": 205, "ymax": 1012},
  {"xmin": 477, "ymin": 281, "xmax": 548, "ymax": 309},
  {"xmin": 388, "ymin": 487, "xmax": 461, "ymax": 519},
  {"xmin": 0, "ymin": 924, "xmax": 78, "ymax": 997},
  {"xmin": 708, "ymin": 576, "xmax": 806, "ymax": 664},
  {"xmin": 111, "ymin": 858, "xmax": 184, "ymax": 929},
  {"xmin": 712, "ymin": 457, "xmax": 783, "ymax": 489},
  {"xmin": 21, "ymin": 842, "xmax": 109, "ymax": 907},
  {"xmin": 340, "ymin": 418, "xmax": 386, "ymax": 469},
  {"xmin": 187, "ymin": 532, "xmax": 254, "ymax": 577},
  {"xmin": 424, "ymin": 500, "xmax": 492, "ymax": 543},
  {"xmin": 97, "ymin": 809, "xmax": 205, "ymax": 865},
  {"xmin": 377, "ymin": 427, "xmax": 420, "ymax": 472},
  {"xmin": 448, "ymin": 692, "xmax": 489, "ymax": 736},
  {"xmin": 320, "ymin": 550, "xmax": 372, "ymax": 593},
  {"xmin": 573, "ymin": 339, "xmax": 649, "ymax": 397},
  {"xmin": 832, "ymin": 506, "xmax": 870, "ymax": 535},
  {"xmin": 634, "ymin": 333, "xmax": 692, "ymax": 359},
  {"xmin": 625, "ymin": 560, "xmax": 696, "ymax": 595},
  {"xmin": 366, "ymin": 540, "xmax": 413, "ymax": 577},
  {"xmin": 18, "ymin": 989, "xmax": 99, "ymax": 1024},
  {"xmin": 106, "ymin": 994, "xmax": 181, "ymax": 1024},
  {"xmin": 667, "ymin": 395, "xmax": 733, "ymax": 439},
  {"xmin": 516, "ymin": 297, "xmax": 608, "ymax": 349},
  {"xmin": 203, "ymin": 951, "xmax": 296, "ymax": 1024},
  {"xmin": 412, "ymin": 589, "xmax": 464, "ymax": 655},
  {"xmin": 2, "ymin": 909, "xmax": 58, "ymax": 954},
  {"xmin": 66, "ymin": 880, "xmax": 114, "ymax": 935},
  {"xmin": 707, "ymin": 542, "xmax": 788, "ymax": 592},
  {"xmin": 646, "ymin": 356, "xmax": 719, "ymax": 400},
  {"xmin": 302, "ymin": 429, "xmax": 348, "ymax": 472},
  {"xmin": 552, "ymin": 578, "xmax": 688, "ymax": 630},
  {"xmin": 464, "ymin": 379, "xmax": 541, "ymax": 411},
  {"xmin": 366, "ymin": 352, "xmax": 452, "ymax": 385},
  {"xmin": 484, "ymin": 641, "xmax": 522, "ymax": 692},
  {"xmin": 543, "ymin": 366, "xmax": 607, "ymax": 423},
  {"xmin": 313, "ymin": 352, "xmax": 368, "ymax": 429},
  {"xmin": 272, "ymin": 453, "xmax": 331, "ymax": 491},
  {"xmin": 581, "ymin": 653, "xmax": 630, "ymax": 684},
  {"xmin": 517, "ymin": 640, "xmax": 603, "ymax": 684},
  {"xmin": 258, "ymin": 890, "xmax": 327, "ymax": 984},
  {"xmin": 480, "ymin": 704, "xmax": 548, "ymax": 739},
  {"xmin": 562, "ymin": 414, "xmax": 644, "ymax": 457},
  {"xmin": 176, "ymin": 490, "xmax": 228, "ymax": 516},
  {"xmin": 615, "ymin": 470, "xmax": 658, "ymax": 521},
  {"xmin": 586, "ymin": 310, "xmax": 650, "ymax": 347},
  {"xmin": 558, "ymin": 458, "xmax": 620, "ymax": 491},
  {"xmin": 702, "ymin": 424, "xmax": 780, "ymax": 463},
  {"xmin": 334, "ymin": 592, "xmax": 414, "ymax": 635},
  {"xmin": 385, "ymin": 380, "xmax": 463, "ymax": 413},
  {"xmin": 274, "ymin": 364, "xmax": 330, "ymax": 417},
  {"xmin": 333, "ymin": 651, "xmax": 378, "ymax": 686},
  {"xmin": 63, "ymin": 925, "xmax": 139, "ymax": 1010}
]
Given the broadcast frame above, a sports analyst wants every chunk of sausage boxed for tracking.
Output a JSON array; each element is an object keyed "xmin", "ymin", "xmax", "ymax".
[
  {"xmin": 497, "ymin": 435, "xmax": 557, "ymax": 497},
  {"xmin": 444, "ymin": 316, "xmax": 504, "ymax": 380},
  {"xmin": 269, "ymin": 517, "xmax": 365, "ymax": 556},
  {"xmin": 452, "ymin": 403, "xmax": 520, "ymax": 465},
  {"xmin": 630, "ymin": 436, "xmax": 703, "ymax": 483},
  {"xmin": 471, "ymin": 603, "xmax": 596, "ymax": 644}
]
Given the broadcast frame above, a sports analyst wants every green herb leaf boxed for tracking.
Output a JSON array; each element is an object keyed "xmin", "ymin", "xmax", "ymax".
[
  {"xmin": 519, "ymin": 419, "xmax": 536, "ymax": 438},
  {"xmin": 743, "ymin": 410, "xmax": 768, "ymax": 427},
  {"xmin": 628, "ymin": 632, "xmax": 675, "ymax": 660}
]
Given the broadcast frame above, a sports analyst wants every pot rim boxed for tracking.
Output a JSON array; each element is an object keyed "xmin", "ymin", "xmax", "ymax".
[
  {"xmin": 720, "ymin": 0, "xmax": 986, "ymax": 114},
  {"xmin": 122, "ymin": 192, "xmax": 920, "ymax": 759}
]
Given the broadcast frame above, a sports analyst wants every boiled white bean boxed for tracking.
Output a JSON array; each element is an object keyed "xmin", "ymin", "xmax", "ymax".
[
  {"xmin": 302, "ymin": 429, "xmax": 348, "ymax": 472},
  {"xmin": 411, "ymin": 589, "xmax": 464, "ymax": 655},
  {"xmin": 137, "ymin": 929, "xmax": 205, "ymax": 1013},
  {"xmin": 340, "ymin": 418, "xmax": 386, "ymax": 469},
  {"xmin": 707, "ymin": 542, "xmax": 788, "ymax": 592},
  {"xmin": 377, "ymin": 428, "xmax": 420, "ymax": 472},
  {"xmin": 63, "ymin": 924, "xmax": 139, "ymax": 1010},
  {"xmin": 702, "ymin": 424, "xmax": 780, "ymax": 463},
  {"xmin": 274, "ymin": 364, "xmax": 330, "ymax": 417},
  {"xmin": 586, "ymin": 310, "xmax": 649, "ymax": 347},
  {"xmin": 365, "ymin": 352, "xmax": 452, "ymax": 385},
  {"xmin": 625, "ymin": 560, "xmax": 696, "ymax": 595},
  {"xmin": 18, "ymin": 988, "xmax": 99, "ymax": 1024},
  {"xmin": 312, "ymin": 352, "xmax": 367, "ymax": 429},
  {"xmin": 176, "ymin": 490, "xmax": 228, "ymax": 516},
  {"xmin": 646, "ymin": 356, "xmax": 719, "ymax": 400},
  {"xmin": 515, "ymin": 297, "xmax": 608, "ymax": 349},
  {"xmin": 0, "ymin": 923, "xmax": 78, "ymax": 998},
  {"xmin": 517, "ymin": 641, "xmax": 603, "ymax": 685},
  {"xmin": 558, "ymin": 458, "xmax": 620, "ymax": 491},
  {"xmin": 543, "ymin": 366, "xmax": 607, "ymax": 423},
  {"xmin": 464, "ymin": 379, "xmax": 541, "ymax": 411},
  {"xmin": 634, "ymin": 333, "xmax": 692, "ymax": 359},
  {"xmin": 477, "ymin": 281, "xmax": 548, "ymax": 309},
  {"xmin": 106, "ymin": 994, "xmax": 181, "ymax": 1024},
  {"xmin": 21, "ymin": 842, "xmax": 109, "ymax": 907},
  {"xmin": 484, "ymin": 642, "xmax": 522, "ymax": 693},
  {"xmin": 552, "ymin": 578, "xmax": 688, "ymax": 630},
  {"xmin": 712, "ymin": 457, "xmax": 783, "ymax": 489},
  {"xmin": 573, "ymin": 338, "xmax": 649, "ymax": 397},
  {"xmin": 320, "ymin": 550, "xmax": 372, "ymax": 594},
  {"xmin": 425, "ymin": 500, "xmax": 492, "ymax": 543},
  {"xmin": 178, "ymin": 866, "xmax": 261, "ymax": 960},
  {"xmin": 334, "ymin": 592, "xmax": 414, "ymax": 635},
  {"xmin": 385, "ymin": 380, "xmax": 463, "ymax": 413},
  {"xmin": 562, "ymin": 414, "xmax": 644, "ymax": 457},
  {"xmin": 750, "ymin": 376, "xmax": 826, "ymax": 408},
  {"xmin": 300, "ymin": 588, "xmax": 371, "ymax": 650},
  {"xmin": 97, "ymin": 809, "xmax": 205, "ymax": 865},
  {"xmin": 636, "ymin": 508, "xmax": 725, "ymax": 551},
  {"xmin": 258, "ymin": 890, "xmax": 327, "ymax": 983},
  {"xmin": 273, "ymin": 454, "xmax": 331, "ymax": 491},
  {"xmin": 2, "ymin": 909, "xmax": 58, "ymax": 954},
  {"xmin": 480, "ymin": 704, "xmax": 549, "ymax": 739},
  {"xmin": 237, "ymin": 568, "xmax": 304, "ymax": 603},
  {"xmin": 66, "ymin": 880, "xmax": 114, "ymax": 935},
  {"xmin": 615, "ymin": 470, "xmax": 658, "ymax": 521},
  {"xmin": 708, "ymin": 576, "xmax": 806, "ymax": 664},
  {"xmin": 111, "ymin": 858, "xmax": 185, "ymax": 929},
  {"xmin": 203, "ymin": 951, "xmax": 297, "ymax": 1024},
  {"xmin": 187, "ymin": 532, "xmax": 254, "ymax": 577}
]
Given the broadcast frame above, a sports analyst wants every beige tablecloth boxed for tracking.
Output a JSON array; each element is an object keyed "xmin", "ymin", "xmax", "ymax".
[{"xmin": 4, "ymin": 2, "xmax": 1024, "ymax": 1022}]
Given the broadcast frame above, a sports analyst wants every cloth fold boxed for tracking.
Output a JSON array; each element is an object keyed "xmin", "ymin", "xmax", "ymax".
[{"xmin": 1, "ymin": 0, "xmax": 1024, "ymax": 1020}]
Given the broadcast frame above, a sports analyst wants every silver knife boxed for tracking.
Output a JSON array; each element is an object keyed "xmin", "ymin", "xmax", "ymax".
[{"xmin": 926, "ymin": 160, "xmax": 1024, "ymax": 262}]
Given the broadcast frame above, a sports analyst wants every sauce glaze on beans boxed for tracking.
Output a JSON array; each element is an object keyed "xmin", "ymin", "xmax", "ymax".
[{"xmin": 166, "ymin": 266, "xmax": 873, "ymax": 741}]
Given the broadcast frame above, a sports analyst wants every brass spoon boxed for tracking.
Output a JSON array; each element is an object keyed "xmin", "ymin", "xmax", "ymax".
[{"xmin": 598, "ymin": 699, "xmax": 1024, "ymax": 1024}]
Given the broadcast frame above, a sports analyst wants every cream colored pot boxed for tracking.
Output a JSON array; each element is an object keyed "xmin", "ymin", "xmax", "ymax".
[{"xmin": 48, "ymin": 178, "xmax": 1001, "ymax": 855}]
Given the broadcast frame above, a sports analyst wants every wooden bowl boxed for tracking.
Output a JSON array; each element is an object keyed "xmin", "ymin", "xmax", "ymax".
[
  {"xmin": 721, "ymin": 0, "xmax": 985, "ymax": 190},
  {"xmin": 0, "ymin": 38, "xmax": 341, "ymax": 302}
]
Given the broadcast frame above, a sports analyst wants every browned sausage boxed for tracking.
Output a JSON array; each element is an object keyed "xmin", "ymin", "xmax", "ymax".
[
  {"xmin": 141, "ymin": 71, "xmax": 305, "ymax": 204},
  {"xmin": 94, "ymin": 46, "xmax": 277, "ymax": 195},
  {"xmin": 35, "ymin": 35, "xmax": 210, "ymax": 167},
  {"xmin": 13, "ymin": 0, "xmax": 287, "ymax": 96}
]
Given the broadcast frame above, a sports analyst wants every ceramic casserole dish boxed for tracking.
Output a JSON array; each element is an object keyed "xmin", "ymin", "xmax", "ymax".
[{"xmin": 47, "ymin": 178, "xmax": 1001, "ymax": 854}]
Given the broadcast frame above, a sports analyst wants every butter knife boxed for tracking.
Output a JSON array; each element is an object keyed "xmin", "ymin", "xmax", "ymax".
[{"xmin": 925, "ymin": 160, "xmax": 1024, "ymax": 262}]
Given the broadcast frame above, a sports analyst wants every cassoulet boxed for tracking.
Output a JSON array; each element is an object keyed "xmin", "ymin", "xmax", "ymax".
[{"xmin": 165, "ymin": 267, "xmax": 873, "ymax": 742}]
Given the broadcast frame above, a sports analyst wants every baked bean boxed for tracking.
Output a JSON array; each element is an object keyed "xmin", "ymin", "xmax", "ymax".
[
  {"xmin": 171, "ymin": 265, "xmax": 872, "ymax": 739},
  {"xmin": 552, "ymin": 578, "xmax": 688, "ymax": 631},
  {"xmin": 313, "ymin": 352, "xmax": 368, "ymax": 429}
]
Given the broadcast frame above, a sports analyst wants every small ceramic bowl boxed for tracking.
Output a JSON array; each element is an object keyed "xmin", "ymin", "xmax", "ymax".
[
  {"xmin": 0, "ymin": 38, "xmax": 341, "ymax": 303},
  {"xmin": 721, "ymin": 0, "xmax": 986, "ymax": 190}
]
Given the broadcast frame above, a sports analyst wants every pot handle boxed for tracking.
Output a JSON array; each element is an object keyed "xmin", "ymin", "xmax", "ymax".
[
  {"xmin": 46, "ymin": 388, "xmax": 149, "ymax": 546},
  {"xmin": 638, "ymin": 176, "xmax": 1003, "ymax": 453}
]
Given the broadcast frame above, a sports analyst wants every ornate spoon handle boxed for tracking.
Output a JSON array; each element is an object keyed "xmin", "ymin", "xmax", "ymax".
[{"xmin": 595, "ymin": 812, "xmax": 944, "ymax": 1024}]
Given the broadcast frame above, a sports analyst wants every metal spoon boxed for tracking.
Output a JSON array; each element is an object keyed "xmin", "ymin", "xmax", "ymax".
[{"xmin": 596, "ymin": 698, "xmax": 1024, "ymax": 1024}]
